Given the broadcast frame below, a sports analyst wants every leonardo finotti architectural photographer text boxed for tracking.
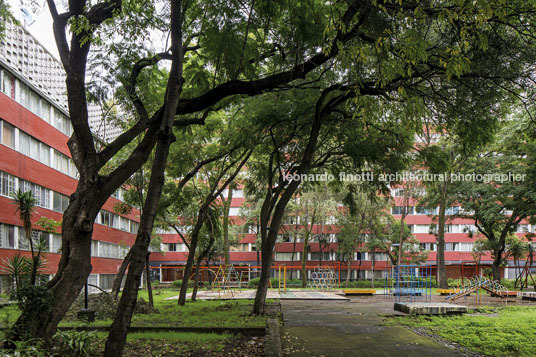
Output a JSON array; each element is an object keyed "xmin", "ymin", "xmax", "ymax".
[{"xmin": 282, "ymin": 171, "xmax": 526, "ymax": 183}]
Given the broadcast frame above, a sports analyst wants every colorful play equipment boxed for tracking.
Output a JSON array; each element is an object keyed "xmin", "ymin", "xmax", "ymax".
[
  {"xmin": 386, "ymin": 265, "xmax": 433, "ymax": 302},
  {"xmin": 445, "ymin": 276, "xmax": 509, "ymax": 304},
  {"xmin": 307, "ymin": 266, "xmax": 338, "ymax": 290},
  {"xmin": 212, "ymin": 265, "xmax": 242, "ymax": 297},
  {"xmin": 343, "ymin": 289, "xmax": 376, "ymax": 296}
]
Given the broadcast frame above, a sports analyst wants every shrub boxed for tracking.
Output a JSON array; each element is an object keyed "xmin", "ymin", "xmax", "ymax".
[
  {"xmin": 247, "ymin": 278, "xmax": 260, "ymax": 288},
  {"xmin": 170, "ymin": 280, "xmax": 196, "ymax": 289},
  {"xmin": 500, "ymin": 279, "xmax": 516, "ymax": 290},
  {"xmin": 54, "ymin": 330, "xmax": 96, "ymax": 357}
]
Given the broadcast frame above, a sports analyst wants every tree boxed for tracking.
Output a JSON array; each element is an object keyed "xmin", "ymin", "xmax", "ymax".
[
  {"xmin": 20, "ymin": 0, "xmax": 368, "ymax": 346},
  {"xmin": 16, "ymin": 0, "xmax": 536, "ymax": 351},
  {"xmin": 296, "ymin": 185, "xmax": 338, "ymax": 288},
  {"xmin": 418, "ymin": 126, "xmax": 497, "ymax": 288},
  {"xmin": 336, "ymin": 185, "xmax": 387, "ymax": 284},
  {"xmin": 451, "ymin": 121, "xmax": 536, "ymax": 281},
  {"xmin": 505, "ymin": 234, "xmax": 529, "ymax": 287}
]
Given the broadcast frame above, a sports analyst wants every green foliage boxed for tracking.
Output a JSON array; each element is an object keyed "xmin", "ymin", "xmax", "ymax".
[
  {"xmin": 16, "ymin": 285, "xmax": 53, "ymax": 320},
  {"xmin": 248, "ymin": 277, "xmax": 280, "ymax": 288},
  {"xmin": 170, "ymin": 280, "xmax": 197, "ymax": 289},
  {"xmin": 0, "ymin": 338, "xmax": 47, "ymax": 357},
  {"xmin": 390, "ymin": 306, "xmax": 536, "ymax": 356},
  {"xmin": 11, "ymin": 190, "xmax": 37, "ymax": 227},
  {"xmin": 35, "ymin": 217, "xmax": 61, "ymax": 234},
  {"xmin": 248, "ymin": 278, "xmax": 280, "ymax": 289},
  {"xmin": 54, "ymin": 330, "xmax": 96, "ymax": 357},
  {"xmin": 0, "ymin": 254, "xmax": 32, "ymax": 300}
]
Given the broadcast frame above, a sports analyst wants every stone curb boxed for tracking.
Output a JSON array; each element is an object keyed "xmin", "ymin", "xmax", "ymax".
[{"xmin": 264, "ymin": 318, "xmax": 282, "ymax": 357}]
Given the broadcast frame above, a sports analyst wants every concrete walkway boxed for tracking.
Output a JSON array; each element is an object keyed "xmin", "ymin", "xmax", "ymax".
[{"xmin": 280, "ymin": 296, "xmax": 464, "ymax": 357}]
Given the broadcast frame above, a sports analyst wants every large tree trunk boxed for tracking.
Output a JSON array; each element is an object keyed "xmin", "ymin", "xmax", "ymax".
[
  {"xmin": 492, "ymin": 251, "xmax": 502, "ymax": 282},
  {"xmin": 9, "ymin": 187, "xmax": 99, "ymax": 342},
  {"xmin": 436, "ymin": 181, "xmax": 449, "ymax": 289},
  {"xmin": 253, "ymin": 246, "xmax": 274, "ymax": 315}
]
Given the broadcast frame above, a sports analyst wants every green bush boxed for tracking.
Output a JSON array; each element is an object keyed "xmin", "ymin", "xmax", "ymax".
[
  {"xmin": 247, "ymin": 277, "xmax": 260, "ymax": 288},
  {"xmin": 500, "ymin": 279, "xmax": 516, "ymax": 290},
  {"xmin": 170, "ymin": 279, "xmax": 196, "ymax": 289},
  {"xmin": 247, "ymin": 277, "xmax": 283, "ymax": 288},
  {"xmin": 447, "ymin": 278, "xmax": 462, "ymax": 287},
  {"xmin": 55, "ymin": 330, "xmax": 96, "ymax": 357}
]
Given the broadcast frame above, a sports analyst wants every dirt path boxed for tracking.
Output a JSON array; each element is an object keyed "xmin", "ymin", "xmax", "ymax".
[{"xmin": 280, "ymin": 296, "xmax": 464, "ymax": 357}]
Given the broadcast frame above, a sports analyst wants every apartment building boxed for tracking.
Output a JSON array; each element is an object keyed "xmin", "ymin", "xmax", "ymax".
[{"xmin": 0, "ymin": 18, "xmax": 139, "ymax": 292}]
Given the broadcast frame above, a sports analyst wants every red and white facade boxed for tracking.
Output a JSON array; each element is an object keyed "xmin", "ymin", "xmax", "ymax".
[{"xmin": 0, "ymin": 19, "xmax": 139, "ymax": 292}]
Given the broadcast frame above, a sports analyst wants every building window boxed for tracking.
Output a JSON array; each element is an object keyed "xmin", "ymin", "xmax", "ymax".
[
  {"xmin": 20, "ymin": 180, "xmax": 50, "ymax": 209},
  {"xmin": 0, "ymin": 224, "xmax": 15, "ymax": 248},
  {"xmin": 0, "ymin": 70, "xmax": 14, "ymax": 98},
  {"xmin": 129, "ymin": 221, "xmax": 139, "ymax": 234},
  {"xmin": 275, "ymin": 252, "xmax": 298, "ymax": 261},
  {"xmin": 392, "ymin": 206, "xmax": 414, "ymax": 215},
  {"xmin": 52, "ymin": 234, "xmax": 62, "ymax": 253},
  {"xmin": 0, "ymin": 171, "xmax": 15, "ymax": 197},
  {"xmin": 310, "ymin": 252, "xmax": 332, "ymax": 261},
  {"xmin": 53, "ymin": 192, "xmax": 69, "ymax": 213},
  {"xmin": 168, "ymin": 243, "xmax": 177, "ymax": 252},
  {"xmin": 415, "ymin": 207, "xmax": 435, "ymax": 215},
  {"xmin": 446, "ymin": 206, "xmax": 460, "ymax": 215},
  {"xmin": 1, "ymin": 121, "xmax": 15, "ymax": 148}
]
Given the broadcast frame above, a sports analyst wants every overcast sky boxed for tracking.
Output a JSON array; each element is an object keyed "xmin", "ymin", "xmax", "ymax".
[{"xmin": 8, "ymin": 0, "xmax": 59, "ymax": 60}]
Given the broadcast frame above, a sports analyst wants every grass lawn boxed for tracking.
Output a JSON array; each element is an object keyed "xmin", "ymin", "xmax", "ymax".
[
  {"xmin": 89, "ymin": 331, "xmax": 235, "ymax": 356},
  {"xmin": 388, "ymin": 305, "xmax": 536, "ymax": 356},
  {"xmin": 0, "ymin": 288, "xmax": 269, "ymax": 329}
]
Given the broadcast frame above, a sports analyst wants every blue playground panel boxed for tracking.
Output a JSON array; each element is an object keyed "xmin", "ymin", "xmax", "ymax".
[{"xmin": 386, "ymin": 265, "xmax": 433, "ymax": 302}]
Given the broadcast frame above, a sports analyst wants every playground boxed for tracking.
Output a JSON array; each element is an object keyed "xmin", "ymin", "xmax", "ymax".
[{"xmin": 160, "ymin": 264, "xmax": 536, "ymax": 356}]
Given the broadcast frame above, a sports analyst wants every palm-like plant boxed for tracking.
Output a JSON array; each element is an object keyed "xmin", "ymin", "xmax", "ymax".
[
  {"xmin": 12, "ymin": 189, "xmax": 38, "ymax": 285},
  {"xmin": 0, "ymin": 254, "xmax": 31, "ymax": 300}
]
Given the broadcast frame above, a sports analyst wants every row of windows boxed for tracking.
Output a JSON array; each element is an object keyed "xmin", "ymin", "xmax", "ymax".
[
  {"xmin": 0, "ymin": 170, "xmax": 139, "ymax": 232},
  {"xmin": 0, "ymin": 169, "xmax": 69, "ymax": 212},
  {"xmin": 0, "ymin": 68, "xmax": 72, "ymax": 137},
  {"xmin": 96, "ymin": 210, "xmax": 139, "ymax": 234},
  {"xmin": 0, "ymin": 120, "xmax": 78, "ymax": 178},
  {"xmin": 411, "ymin": 224, "xmax": 478, "ymax": 234},
  {"xmin": 0, "ymin": 223, "xmax": 130, "ymax": 260}
]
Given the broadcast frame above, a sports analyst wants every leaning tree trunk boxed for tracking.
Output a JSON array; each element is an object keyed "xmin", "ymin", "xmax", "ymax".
[
  {"xmin": 436, "ymin": 181, "xmax": 449, "ymax": 289},
  {"xmin": 112, "ymin": 249, "xmax": 132, "ymax": 296},
  {"xmin": 146, "ymin": 252, "xmax": 154, "ymax": 307},
  {"xmin": 103, "ymin": 123, "xmax": 177, "ymax": 357},
  {"xmin": 222, "ymin": 186, "xmax": 233, "ymax": 265},
  {"xmin": 103, "ymin": 1, "xmax": 184, "ymax": 353},
  {"xmin": 301, "ymin": 232, "xmax": 310, "ymax": 288},
  {"xmin": 252, "ymin": 97, "xmax": 324, "ymax": 315},
  {"xmin": 192, "ymin": 230, "xmax": 216, "ymax": 301},
  {"xmin": 253, "ymin": 245, "xmax": 275, "ymax": 315},
  {"xmin": 178, "ymin": 226, "xmax": 203, "ymax": 305}
]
